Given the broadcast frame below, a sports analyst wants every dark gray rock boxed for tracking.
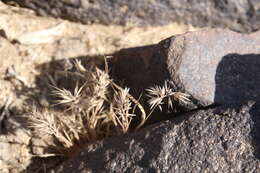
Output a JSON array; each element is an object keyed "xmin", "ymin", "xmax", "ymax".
[
  {"xmin": 113, "ymin": 29, "xmax": 260, "ymax": 107},
  {"xmin": 11, "ymin": 0, "xmax": 260, "ymax": 32},
  {"xmin": 56, "ymin": 102, "xmax": 260, "ymax": 173}
]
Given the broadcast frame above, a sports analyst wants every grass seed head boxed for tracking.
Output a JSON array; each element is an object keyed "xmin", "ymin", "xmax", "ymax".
[
  {"xmin": 29, "ymin": 59, "xmax": 144, "ymax": 156},
  {"xmin": 146, "ymin": 81, "xmax": 191, "ymax": 111}
]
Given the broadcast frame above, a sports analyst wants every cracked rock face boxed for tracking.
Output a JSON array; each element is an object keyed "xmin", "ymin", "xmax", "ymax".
[
  {"xmin": 13, "ymin": 0, "xmax": 260, "ymax": 32},
  {"xmin": 56, "ymin": 102, "xmax": 260, "ymax": 173}
]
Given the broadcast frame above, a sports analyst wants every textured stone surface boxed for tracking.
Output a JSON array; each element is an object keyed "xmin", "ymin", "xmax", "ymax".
[
  {"xmin": 56, "ymin": 103, "xmax": 260, "ymax": 173},
  {"xmin": 113, "ymin": 29, "xmax": 260, "ymax": 107},
  {"xmin": 13, "ymin": 0, "xmax": 260, "ymax": 32}
]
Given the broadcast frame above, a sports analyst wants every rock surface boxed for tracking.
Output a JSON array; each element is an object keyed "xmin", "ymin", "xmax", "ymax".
[
  {"xmin": 13, "ymin": 0, "xmax": 260, "ymax": 32},
  {"xmin": 1, "ymin": 2, "xmax": 260, "ymax": 172},
  {"xmin": 113, "ymin": 29, "xmax": 260, "ymax": 107},
  {"xmin": 56, "ymin": 102, "xmax": 260, "ymax": 173}
]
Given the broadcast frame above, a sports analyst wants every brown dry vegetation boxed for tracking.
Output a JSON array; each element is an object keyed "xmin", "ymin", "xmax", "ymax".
[{"xmin": 28, "ymin": 58, "xmax": 190, "ymax": 158}]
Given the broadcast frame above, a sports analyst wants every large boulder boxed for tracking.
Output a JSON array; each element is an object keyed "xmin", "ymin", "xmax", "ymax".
[
  {"xmin": 56, "ymin": 102, "xmax": 260, "ymax": 173},
  {"xmin": 13, "ymin": 0, "xmax": 260, "ymax": 32},
  {"xmin": 112, "ymin": 29, "xmax": 260, "ymax": 107}
]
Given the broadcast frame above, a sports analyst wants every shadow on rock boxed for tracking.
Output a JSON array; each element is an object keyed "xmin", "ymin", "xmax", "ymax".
[
  {"xmin": 112, "ymin": 44, "xmax": 196, "ymax": 125},
  {"xmin": 215, "ymin": 53, "xmax": 260, "ymax": 105},
  {"xmin": 214, "ymin": 53, "xmax": 260, "ymax": 160},
  {"xmin": 112, "ymin": 44, "xmax": 164, "ymax": 98}
]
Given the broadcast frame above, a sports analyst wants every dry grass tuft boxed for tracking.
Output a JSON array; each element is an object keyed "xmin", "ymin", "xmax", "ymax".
[
  {"xmin": 28, "ymin": 58, "xmax": 146, "ymax": 156},
  {"xmin": 28, "ymin": 59, "xmax": 190, "ymax": 156}
]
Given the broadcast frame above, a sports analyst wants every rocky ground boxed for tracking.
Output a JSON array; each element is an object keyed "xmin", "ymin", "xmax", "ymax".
[
  {"xmin": 0, "ymin": 2, "xmax": 198, "ymax": 173},
  {"xmin": 0, "ymin": 1, "xmax": 259, "ymax": 173}
]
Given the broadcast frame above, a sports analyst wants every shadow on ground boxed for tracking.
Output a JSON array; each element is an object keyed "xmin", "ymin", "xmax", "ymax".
[{"xmin": 0, "ymin": 54, "xmax": 105, "ymax": 172}]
